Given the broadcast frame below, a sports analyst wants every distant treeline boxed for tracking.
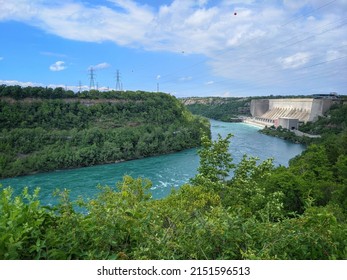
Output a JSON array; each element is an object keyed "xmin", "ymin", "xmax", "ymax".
[
  {"xmin": 0, "ymin": 85, "xmax": 210, "ymax": 178},
  {"xmin": 0, "ymin": 84, "xmax": 169, "ymax": 100}
]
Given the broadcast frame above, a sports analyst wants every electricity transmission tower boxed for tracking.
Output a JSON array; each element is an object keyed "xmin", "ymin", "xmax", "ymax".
[
  {"xmin": 89, "ymin": 67, "xmax": 96, "ymax": 90},
  {"xmin": 115, "ymin": 70, "xmax": 123, "ymax": 91}
]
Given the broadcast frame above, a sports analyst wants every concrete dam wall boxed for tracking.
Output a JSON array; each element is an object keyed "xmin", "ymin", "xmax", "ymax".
[{"xmin": 250, "ymin": 98, "xmax": 334, "ymax": 123}]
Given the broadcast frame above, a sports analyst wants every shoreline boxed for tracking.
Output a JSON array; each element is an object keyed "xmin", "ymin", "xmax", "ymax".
[
  {"xmin": 242, "ymin": 118, "xmax": 267, "ymax": 129},
  {"xmin": 0, "ymin": 148, "xmax": 199, "ymax": 181}
]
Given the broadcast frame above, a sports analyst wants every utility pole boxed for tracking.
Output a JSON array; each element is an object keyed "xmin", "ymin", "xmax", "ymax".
[
  {"xmin": 89, "ymin": 67, "xmax": 96, "ymax": 90},
  {"xmin": 78, "ymin": 81, "xmax": 82, "ymax": 93}
]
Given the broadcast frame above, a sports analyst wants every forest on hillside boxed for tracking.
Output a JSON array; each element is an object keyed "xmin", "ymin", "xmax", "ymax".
[
  {"xmin": 0, "ymin": 99, "xmax": 346, "ymax": 260},
  {"xmin": 0, "ymin": 85, "xmax": 209, "ymax": 178},
  {"xmin": 183, "ymin": 97, "xmax": 251, "ymax": 121}
]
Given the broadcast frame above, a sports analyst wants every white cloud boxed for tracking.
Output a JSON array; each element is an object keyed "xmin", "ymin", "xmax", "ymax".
[
  {"xmin": 1, "ymin": 0, "xmax": 345, "ymax": 57},
  {"xmin": 222, "ymin": 0, "xmax": 255, "ymax": 5},
  {"xmin": 283, "ymin": 0, "xmax": 308, "ymax": 10},
  {"xmin": 0, "ymin": 0, "xmax": 153, "ymax": 44},
  {"xmin": 90, "ymin": 62, "xmax": 111, "ymax": 70},
  {"xmin": 41, "ymin": 51, "xmax": 67, "ymax": 58},
  {"xmin": 283, "ymin": 0, "xmax": 345, "ymax": 12},
  {"xmin": 184, "ymin": 7, "xmax": 218, "ymax": 27},
  {"xmin": 326, "ymin": 50, "xmax": 341, "ymax": 61},
  {"xmin": 49, "ymin": 61, "xmax": 66, "ymax": 71},
  {"xmin": 205, "ymin": 81, "xmax": 214, "ymax": 85},
  {"xmin": 156, "ymin": 75, "xmax": 161, "ymax": 80},
  {"xmin": 0, "ymin": 57, "xmax": 3, "ymax": 61},
  {"xmin": 279, "ymin": 52, "xmax": 311, "ymax": 69},
  {"xmin": 180, "ymin": 76, "xmax": 193, "ymax": 81}
]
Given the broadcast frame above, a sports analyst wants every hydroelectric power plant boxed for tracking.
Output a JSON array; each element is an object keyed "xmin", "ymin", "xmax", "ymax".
[{"xmin": 246, "ymin": 95, "xmax": 339, "ymax": 129}]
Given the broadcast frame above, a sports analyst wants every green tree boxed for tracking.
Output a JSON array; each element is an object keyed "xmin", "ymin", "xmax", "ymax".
[{"xmin": 191, "ymin": 133, "xmax": 234, "ymax": 190}]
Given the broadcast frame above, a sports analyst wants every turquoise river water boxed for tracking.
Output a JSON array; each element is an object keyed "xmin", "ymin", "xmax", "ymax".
[{"xmin": 0, "ymin": 120, "xmax": 305, "ymax": 204}]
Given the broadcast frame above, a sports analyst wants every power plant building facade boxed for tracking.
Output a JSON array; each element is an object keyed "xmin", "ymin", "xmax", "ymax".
[{"xmin": 249, "ymin": 98, "xmax": 336, "ymax": 129}]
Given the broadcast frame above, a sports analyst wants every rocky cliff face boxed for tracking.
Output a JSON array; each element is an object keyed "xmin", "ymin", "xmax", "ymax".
[
  {"xmin": 181, "ymin": 97, "xmax": 217, "ymax": 105},
  {"xmin": 181, "ymin": 97, "xmax": 251, "ymax": 121},
  {"xmin": 180, "ymin": 97, "xmax": 249, "ymax": 105}
]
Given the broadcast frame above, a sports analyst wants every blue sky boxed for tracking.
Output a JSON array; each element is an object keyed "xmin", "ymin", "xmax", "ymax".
[{"xmin": 0, "ymin": 0, "xmax": 346, "ymax": 97}]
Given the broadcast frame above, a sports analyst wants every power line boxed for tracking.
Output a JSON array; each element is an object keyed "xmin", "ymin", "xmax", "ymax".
[
  {"xmin": 281, "ymin": 0, "xmax": 338, "ymax": 27},
  {"xmin": 160, "ymin": 22, "xmax": 347, "ymax": 98},
  {"xmin": 165, "ymin": 51, "xmax": 347, "ymax": 97},
  {"xmin": 173, "ymin": 18, "xmax": 347, "ymax": 86},
  {"xmin": 157, "ymin": 0, "xmax": 345, "ymax": 92}
]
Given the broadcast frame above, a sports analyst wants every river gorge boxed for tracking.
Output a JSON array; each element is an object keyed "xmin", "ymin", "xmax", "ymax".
[{"xmin": 0, "ymin": 119, "xmax": 305, "ymax": 204}]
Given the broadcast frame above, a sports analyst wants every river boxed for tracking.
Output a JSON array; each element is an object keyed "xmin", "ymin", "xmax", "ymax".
[{"xmin": 0, "ymin": 120, "xmax": 305, "ymax": 204}]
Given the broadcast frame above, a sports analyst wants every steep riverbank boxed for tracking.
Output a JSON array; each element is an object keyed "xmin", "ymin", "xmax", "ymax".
[{"xmin": 0, "ymin": 86, "xmax": 209, "ymax": 178}]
